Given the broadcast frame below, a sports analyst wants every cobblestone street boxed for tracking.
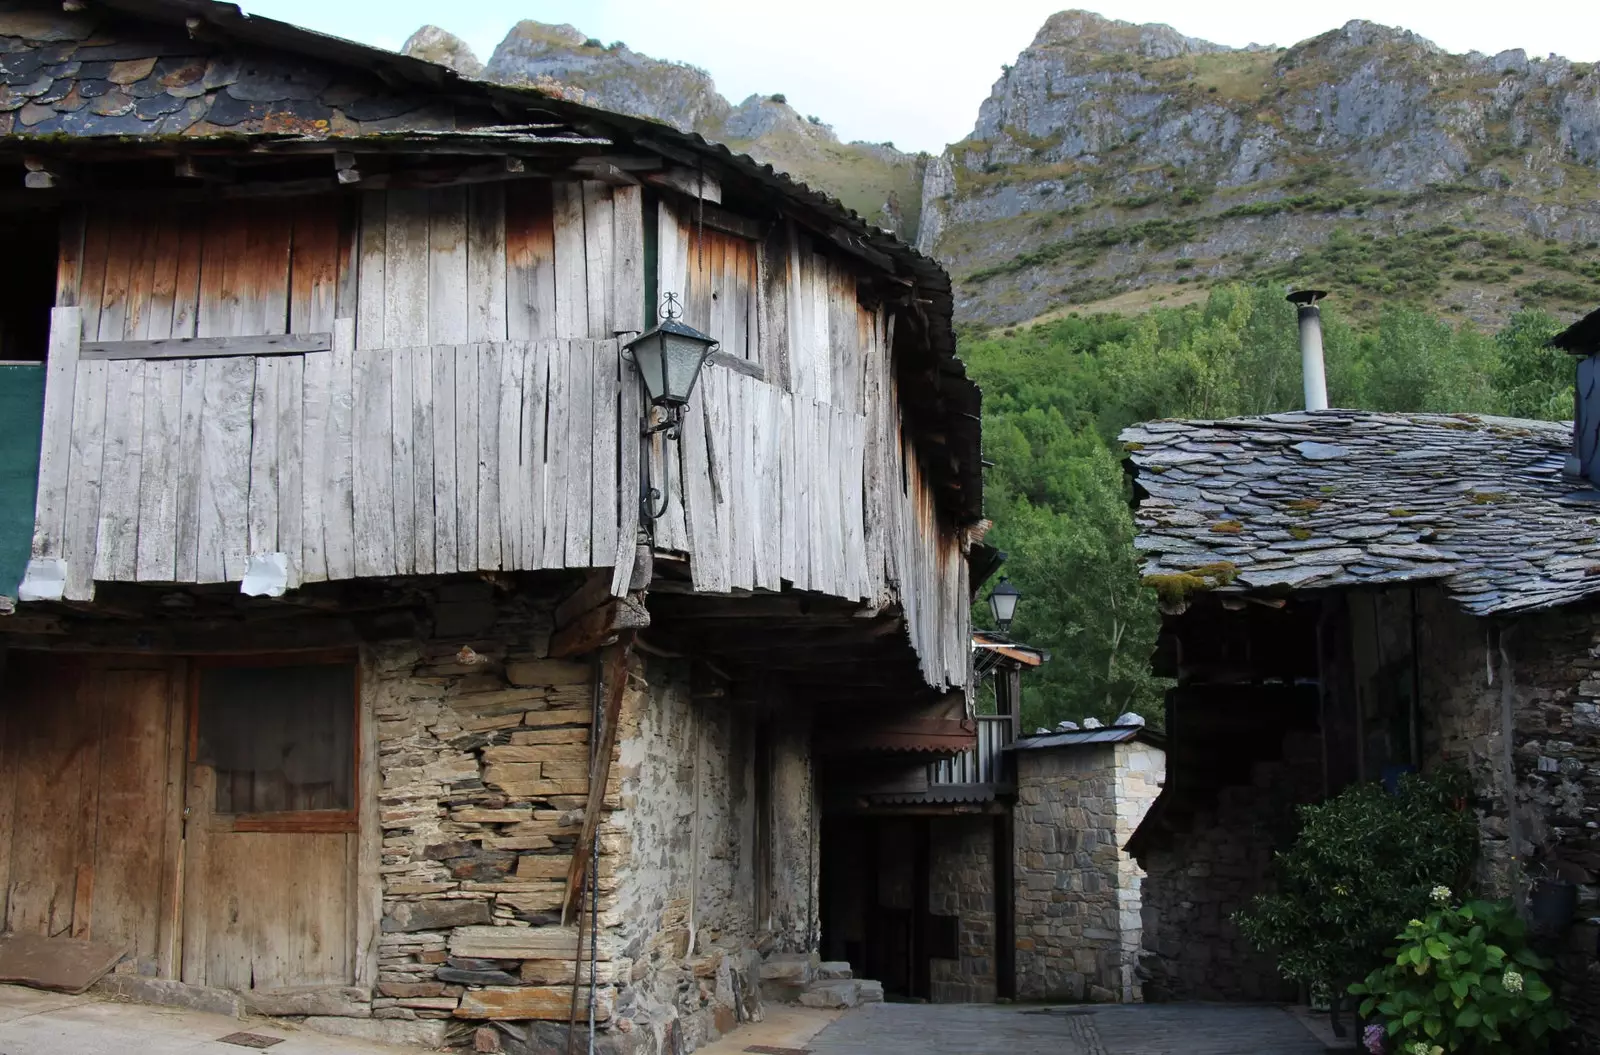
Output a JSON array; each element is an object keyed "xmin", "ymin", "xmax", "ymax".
[{"xmin": 805, "ymin": 1002, "xmax": 1328, "ymax": 1055}]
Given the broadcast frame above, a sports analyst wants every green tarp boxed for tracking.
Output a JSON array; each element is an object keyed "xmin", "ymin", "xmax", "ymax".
[{"xmin": 0, "ymin": 364, "xmax": 44, "ymax": 599}]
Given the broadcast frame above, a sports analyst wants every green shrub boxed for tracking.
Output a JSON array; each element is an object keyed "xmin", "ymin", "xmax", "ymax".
[
  {"xmin": 1235, "ymin": 769, "xmax": 1478, "ymax": 990},
  {"xmin": 1350, "ymin": 892, "xmax": 1569, "ymax": 1052}
]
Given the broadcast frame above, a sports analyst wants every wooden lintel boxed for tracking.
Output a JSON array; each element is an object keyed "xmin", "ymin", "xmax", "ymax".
[
  {"xmin": 549, "ymin": 598, "xmax": 650, "ymax": 659},
  {"xmin": 561, "ymin": 633, "xmax": 635, "ymax": 925},
  {"xmin": 642, "ymin": 166, "xmax": 721, "ymax": 203},
  {"xmin": 80, "ymin": 333, "xmax": 332, "ymax": 361},
  {"xmin": 554, "ymin": 571, "xmax": 614, "ymax": 631},
  {"xmin": 708, "ymin": 351, "xmax": 763, "ymax": 380}
]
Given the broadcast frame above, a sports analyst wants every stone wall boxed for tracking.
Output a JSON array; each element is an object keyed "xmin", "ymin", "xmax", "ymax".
[
  {"xmin": 1417, "ymin": 590, "xmax": 1600, "ymax": 1051},
  {"xmin": 927, "ymin": 816, "xmax": 997, "ymax": 1003},
  {"xmin": 1112, "ymin": 742, "xmax": 1165, "ymax": 1002},
  {"xmin": 360, "ymin": 585, "xmax": 813, "ymax": 1055},
  {"xmin": 1136, "ymin": 730, "xmax": 1321, "ymax": 1003}
]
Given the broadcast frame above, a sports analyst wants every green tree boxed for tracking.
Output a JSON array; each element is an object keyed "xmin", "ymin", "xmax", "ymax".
[{"xmin": 1493, "ymin": 309, "xmax": 1570, "ymax": 420}]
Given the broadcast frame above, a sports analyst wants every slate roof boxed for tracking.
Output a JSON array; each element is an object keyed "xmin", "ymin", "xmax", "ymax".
[
  {"xmin": 1121, "ymin": 410, "xmax": 1600, "ymax": 616},
  {"xmin": 1012, "ymin": 725, "xmax": 1164, "ymax": 751}
]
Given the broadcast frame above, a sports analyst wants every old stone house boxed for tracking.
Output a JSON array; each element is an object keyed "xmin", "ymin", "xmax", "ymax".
[
  {"xmin": 816, "ymin": 628, "xmax": 1165, "ymax": 1007},
  {"xmin": 0, "ymin": 2, "xmax": 985, "ymax": 1053},
  {"xmin": 1121, "ymin": 311, "xmax": 1600, "ymax": 1047}
]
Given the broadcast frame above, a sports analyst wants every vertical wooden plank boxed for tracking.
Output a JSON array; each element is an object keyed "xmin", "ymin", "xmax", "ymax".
[
  {"xmin": 387, "ymin": 189, "xmax": 434, "ymax": 347},
  {"xmin": 389, "ymin": 344, "xmax": 416, "ymax": 576},
  {"xmin": 356, "ymin": 193, "xmax": 387, "ymax": 350},
  {"xmin": 467, "ymin": 184, "xmax": 508, "ymax": 343},
  {"xmin": 552, "ymin": 182, "xmax": 588, "ymax": 339},
  {"xmin": 246, "ymin": 356, "xmax": 280, "ymax": 560},
  {"xmin": 56, "ymin": 206, "xmax": 85, "ymax": 309},
  {"xmin": 784, "ymin": 224, "xmax": 807, "ymax": 398},
  {"xmin": 737, "ymin": 374, "xmax": 758, "ymax": 589},
  {"xmin": 173, "ymin": 358, "xmax": 205, "ymax": 581},
  {"xmin": 411, "ymin": 345, "xmax": 436, "ymax": 577},
  {"xmin": 476, "ymin": 343, "xmax": 502, "ymax": 570},
  {"xmin": 121, "ymin": 210, "xmax": 157, "ymax": 340},
  {"xmin": 680, "ymin": 365, "xmax": 719, "ymax": 592},
  {"xmin": 582, "ymin": 182, "xmax": 614, "ymax": 340},
  {"xmin": 657, "ymin": 198, "xmax": 686, "ymax": 317},
  {"xmin": 299, "ymin": 345, "xmax": 331, "ymax": 583},
  {"xmin": 323, "ymin": 318, "xmax": 357, "ymax": 581},
  {"xmin": 352, "ymin": 345, "xmax": 396, "ymax": 577},
  {"xmin": 727, "ymin": 238, "xmax": 748, "ymax": 363},
  {"xmin": 611, "ymin": 185, "xmax": 645, "ymax": 335},
  {"xmin": 809, "ymin": 253, "xmax": 832, "ymax": 407},
  {"xmin": 518, "ymin": 340, "xmax": 547, "ymax": 570},
  {"xmin": 31, "ymin": 307, "xmax": 82, "ymax": 561},
  {"xmin": 63, "ymin": 360, "xmax": 107, "ymax": 598},
  {"xmin": 830, "ymin": 265, "xmax": 861, "ymax": 413},
  {"xmin": 649, "ymin": 201, "xmax": 690, "ymax": 553},
  {"xmin": 135, "ymin": 360, "xmax": 183, "ymax": 581},
  {"xmin": 144, "ymin": 209, "xmax": 181, "ymax": 341},
  {"xmin": 778, "ymin": 391, "xmax": 799, "ymax": 588},
  {"xmin": 708, "ymin": 367, "xmax": 734, "ymax": 590},
  {"xmin": 724, "ymin": 371, "xmax": 749, "ymax": 591},
  {"xmin": 273, "ymin": 357, "xmax": 307, "ymax": 585},
  {"xmin": 195, "ymin": 209, "xmax": 242, "ymax": 339},
  {"xmin": 252, "ymin": 211, "xmax": 294, "ymax": 336},
  {"xmin": 455, "ymin": 345, "xmax": 480, "ymax": 571},
  {"xmin": 590, "ymin": 339, "xmax": 619, "ymax": 570},
  {"xmin": 95, "ymin": 360, "xmax": 146, "ymax": 581},
  {"xmin": 539, "ymin": 339, "xmax": 567, "ymax": 569},
  {"xmin": 77, "ymin": 208, "xmax": 111, "ymax": 342},
  {"xmin": 97, "ymin": 211, "xmax": 137, "ymax": 344},
  {"xmin": 611, "ymin": 343, "xmax": 642, "ymax": 595},
  {"xmin": 755, "ymin": 382, "xmax": 782, "ymax": 591},
  {"xmin": 431, "ymin": 348, "xmax": 458, "ymax": 573},
  {"xmin": 497, "ymin": 342, "xmax": 524, "ymax": 571},
  {"xmin": 197, "ymin": 356, "xmax": 255, "ymax": 583},
  {"xmin": 505, "ymin": 180, "xmax": 557, "ymax": 342},
  {"xmin": 563, "ymin": 340, "xmax": 592, "ymax": 567},
  {"xmin": 334, "ymin": 197, "xmax": 361, "ymax": 327},
  {"xmin": 428, "ymin": 188, "xmax": 469, "ymax": 346},
  {"xmin": 290, "ymin": 196, "xmax": 339, "ymax": 335},
  {"xmin": 170, "ymin": 209, "xmax": 203, "ymax": 339}
]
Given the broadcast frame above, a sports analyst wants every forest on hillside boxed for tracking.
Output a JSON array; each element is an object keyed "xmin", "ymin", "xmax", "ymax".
[{"xmin": 964, "ymin": 286, "xmax": 1578, "ymax": 731}]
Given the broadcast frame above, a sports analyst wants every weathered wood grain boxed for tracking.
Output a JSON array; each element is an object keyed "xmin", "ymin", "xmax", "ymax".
[
  {"xmin": 611, "ymin": 350, "xmax": 642, "ymax": 595},
  {"xmin": 431, "ymin": 345, "xmax": 458, "ymax": 573},
  {"xmin": 356, "ymin": 192, "xmax": 387, "ymax": 350},
  {"xmin": 387, "ymin": 189, "xmax": 432, "ymax": 347},
  {"xmin": 198, "ymin": 355, "xmax": 255, "ymax": 583},
  {"xmin": 611, "ymin": 185, "xmax": 645, "ymax": 336},
  {"xmin": 590, "ymin": 340, "xmax": 619, "ymax": 570},
  {"xmin": 173, "ymin": 358, "xmax": 205, "ymax": 581},
  {"xmin": 477, "ymin": 342, "xmax": 503, "ymax": 570},
  {"xmin": 290, "ymin": 198, "xmax": 339, "ymax": 336},
  {"xmin": 77, "ymin": 207, "xmax": 111, "ymax": 343},
  {"xmin": 467, "ymin": 183, "xmax": 509, "ymax": 344},
  {"xmin": 428, "ymin": 188, "xmax": 469, "ymax": 346},
  {"xmin": 410, "ymin": 344, "xmax": 436, "ymax": 577},
  {"xmin": 582, "ymin": 181, "xmax": 614, "ymax": 340},
  {"xmin": 323, "ymin": 318, "xmax": 357, "ymax": 581},
  {"xmin": 505, "ymin": 180, "xmax": 556, "ymax": 342},
  {"xmin": 552, "ymin": 182, "xmax": 588, "ymax": 338},
  {"xmin": 563, "ymin": 340, "xmax": 592, "ymax": 567},
  {"xmin": 79, "ymin": 333, "xmax": 332, "ymax": 360},
  {"xmin": 299, "ymin": 344, "xmax": 331, "ymax": 582},
  {"xmin": 32, "ymin": 307, "xmax": 83, "ymax": 561},
  {"xmin": 540, "ymin": 339, "xmax": 568, "ymax": 569},
  {"xmin": 454, "ymin": 343, "xmax": 480, "ymax": 571},
  {"xmin": 134, "ymin": 360, "xmax": 183, "ymax": 581},
  {"xmin": 518, "ymin": 339, "xmax": 547, "ymax": 570},
  {"xmin": 495, "ymin": 341, "xmax": 523, "ymax": 571},
  {"xmin": 389, "ymin": 344, "xmax": 416, "ymax": 576},
  {"xmin": 95, "ymin": 359, "xmax": 145, "ymax": 581},
  {"xmin": 170, "ymin": 210, "xmax": 203, "ymax": 340},
  {"xmin": 246, "ymin": 355, "xmax": 280, "ymax": 560},
  {"xmin": 352, "ymin": 345, "xmax": 395, "ymax": 577}
]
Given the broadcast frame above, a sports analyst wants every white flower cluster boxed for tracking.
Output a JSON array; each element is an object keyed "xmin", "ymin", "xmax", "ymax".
[{"xmin": 1429, "ymin": 885, "xmax": 1452, "ymax": 904}]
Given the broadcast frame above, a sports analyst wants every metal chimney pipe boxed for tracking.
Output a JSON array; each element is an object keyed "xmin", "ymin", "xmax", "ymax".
[{"xmin": 1288, "ymin": 289, "xmax": 1330, "ymax": 411}]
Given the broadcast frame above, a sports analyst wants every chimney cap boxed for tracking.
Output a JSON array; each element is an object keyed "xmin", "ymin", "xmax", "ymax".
[{"xmin": 1287, "ymin": 289, "xmax": 1329, "ymax": 305}]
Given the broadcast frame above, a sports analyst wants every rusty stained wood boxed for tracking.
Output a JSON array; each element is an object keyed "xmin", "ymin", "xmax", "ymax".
[{"xmin": 561, "ymin": 634, "xmax": 634, "ymax": 926}]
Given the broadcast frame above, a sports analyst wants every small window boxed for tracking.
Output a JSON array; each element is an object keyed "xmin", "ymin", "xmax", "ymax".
[{"xmin": 195, "ymin": 660, "xmax": 357, "ymax": 829}]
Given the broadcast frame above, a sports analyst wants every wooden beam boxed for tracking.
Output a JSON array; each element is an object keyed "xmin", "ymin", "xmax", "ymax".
[
  {"xmin": 553, "ymin": 570, "xmax": 614, "ymax": 631},
  {"xmin": 80, "ymin": 333, "xmax": 332, "ymax": 361},
  {"xmin": 549, "ymin": 598, "xmax": 650, "ymax": 659},
  {"xmin": 561, "ymin": 633, "xmax": 634, "ymax": 925}
]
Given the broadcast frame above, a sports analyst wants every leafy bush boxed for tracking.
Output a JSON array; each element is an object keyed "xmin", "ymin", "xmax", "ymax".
[
  {"xmin": 1235, "ymin": 769, "xmax": 1478, "ymax": 989},
  {"xmin": 1350, "ymin": 892, "xmax": 1569, "ymax": 1053},
  {"xmin": 769, "ymin": 93, "xmax": 787, "ymax": 104},
  {"xmin": 583, "ymin": 37, "xmax": 602, "ymax": 48}
]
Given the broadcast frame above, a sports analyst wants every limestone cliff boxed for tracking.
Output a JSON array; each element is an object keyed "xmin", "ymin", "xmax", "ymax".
[
  {"xmin": 928, "ymin": 12, "xmax": 1600, "ymax": 327},
  {"xmin": 404, "ymin": 20, "xmax": 926, "ymax": 239}
]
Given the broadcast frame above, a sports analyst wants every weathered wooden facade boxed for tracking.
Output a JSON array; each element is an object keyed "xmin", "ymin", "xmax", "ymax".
[{"xmin": 0, "ymin": 1, "xmax": 983, "ymax": 1050}]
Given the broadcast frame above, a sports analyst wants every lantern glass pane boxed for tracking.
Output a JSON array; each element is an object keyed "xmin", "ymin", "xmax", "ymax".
[
  {"xmin": 662, "ymin": 332, "xmax": 710, "ymax": 406},
  {"xmin": 631, "ymin": 334, "xmax": 667, "ymax": 405},
  {"xmin": 990, "ymin": 584, "xmax": 1020, "ymax": 626}
]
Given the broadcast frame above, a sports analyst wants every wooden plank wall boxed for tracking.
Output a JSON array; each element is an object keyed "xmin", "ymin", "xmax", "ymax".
[{"xmin": 39, "ymin": 332, "xmax": 627, "ymax": 596}]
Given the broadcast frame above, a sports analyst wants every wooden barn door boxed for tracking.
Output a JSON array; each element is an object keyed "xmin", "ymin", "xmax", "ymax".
[
  {"xmin": 0, "ymin": 652, "xmax": 185, "ymax": 976},
  {"xmin": 181, "ymin": 655, "xmax": 358, "ymax": 991}
]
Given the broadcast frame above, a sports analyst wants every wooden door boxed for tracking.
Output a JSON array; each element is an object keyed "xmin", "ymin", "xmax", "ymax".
[
  {"xmin": 0, "ymin": 652, "xmax": 185, "ymax": 976},
  {"xmin": 181, "ymin": 656, "xmax": 358, "ymax": 990}
]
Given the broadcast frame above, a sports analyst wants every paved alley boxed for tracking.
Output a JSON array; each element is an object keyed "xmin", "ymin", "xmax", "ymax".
[{"xmin": 805, "ymin": 1001, "xmax": 1328, "ymax": 1055}]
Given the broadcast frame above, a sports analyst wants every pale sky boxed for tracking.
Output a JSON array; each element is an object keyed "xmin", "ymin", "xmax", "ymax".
[{"xmin": 239, "ymin": 1, "xmax": 1600, "ymax": 155}]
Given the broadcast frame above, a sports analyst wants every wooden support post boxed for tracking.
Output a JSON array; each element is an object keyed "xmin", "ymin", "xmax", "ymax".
[{"xmin": 561, "ymin": 632, "xmax": 634, "ymax": 927}]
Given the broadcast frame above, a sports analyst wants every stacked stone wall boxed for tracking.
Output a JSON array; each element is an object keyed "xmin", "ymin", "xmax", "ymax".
[
  {"xmin": 1136, "ymin": 729, "xmax": 1321, "ymax": 1003},
  {"xmin": 927, "ymin": 816, "xmax": 997, "ymax": 1003},
  {"xmin": 359, "ymin": 588, "xmax": 808, "ymax": 1055},
  {"xmin": 1112, "ymin": 742, "xmax": 1165, "ymax": 1002}
]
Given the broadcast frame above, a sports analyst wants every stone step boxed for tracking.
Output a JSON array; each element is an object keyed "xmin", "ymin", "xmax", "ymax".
[
  {"xmin": 816, "ymin": 961, "xmax": 852, "ymax": 980},
  {"xmin": 796, "ymin": 977, "xmax": 885, "ymax": 1009}
]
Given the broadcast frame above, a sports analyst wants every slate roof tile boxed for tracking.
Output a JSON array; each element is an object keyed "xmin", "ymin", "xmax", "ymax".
[{"xmin": 1123, "ymin": 411, "xmax": 1600, "ymax": 616}]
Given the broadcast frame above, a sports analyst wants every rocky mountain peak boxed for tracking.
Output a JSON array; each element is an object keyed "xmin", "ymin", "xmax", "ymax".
[
  {"xmin": 401, "ymin": 25, "xmax": 483, "ymax": 78},
  {"xmin": 1030, "ymin": 10, "xmax": 1224, "ymax": 59}
]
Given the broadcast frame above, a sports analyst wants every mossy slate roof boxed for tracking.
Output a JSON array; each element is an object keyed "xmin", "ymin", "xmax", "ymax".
[{"xmin": 1120, "ymin": 410, "xmax": 1600, "ymax": 616}]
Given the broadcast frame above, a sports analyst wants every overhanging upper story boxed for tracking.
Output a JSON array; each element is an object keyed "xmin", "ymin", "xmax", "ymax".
[{"xmin": 0, "ymin": 0, "xmax": 982, "ymax": 692}]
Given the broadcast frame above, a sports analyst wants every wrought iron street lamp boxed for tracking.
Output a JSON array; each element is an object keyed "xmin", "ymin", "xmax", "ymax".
[
  {"xmin": 989, "ymin": 576, "xmax": 1021, "ymax": 632},
  {"xmin": 623, "ymin": 292, "xmax": 718, "ymax": 522}
]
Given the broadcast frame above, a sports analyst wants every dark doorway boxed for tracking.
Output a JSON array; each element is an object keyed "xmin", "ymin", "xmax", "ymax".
[{"xmin": 0, "ymin": 209, "xmax": 59, "ymax": 363}]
